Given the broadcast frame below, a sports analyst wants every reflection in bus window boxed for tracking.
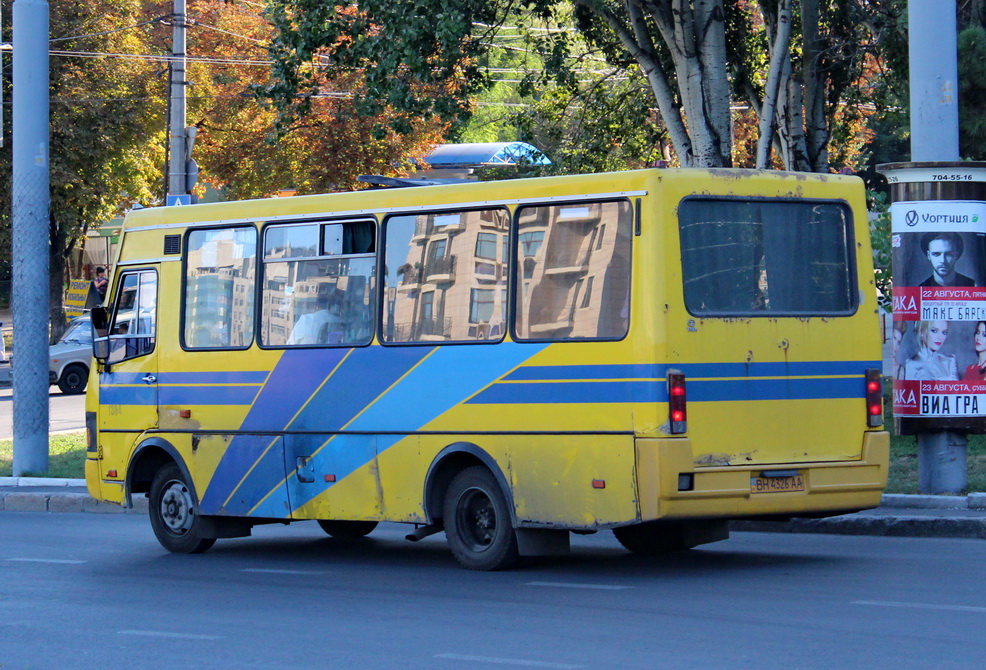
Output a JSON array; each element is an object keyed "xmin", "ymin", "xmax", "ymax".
[
  {"xmin": 382, "ymin": 209, "xmax": 509, "ymax": 343},
  {"xmin": 514, "ymin": 201, "xmax": 632, "ymax": 340},
  {"xmin": 184, "ymin": 227, "xmax": 257, "ymax": 349},
  {"xmin": 108, "ymin": 270, "xmax": 157, "ymax": 363},
  {"xmin": 261, "ymin": 220, "xmax": 376, "ymax": 347}
]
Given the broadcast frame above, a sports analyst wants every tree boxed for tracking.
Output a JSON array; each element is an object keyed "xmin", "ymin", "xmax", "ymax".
[
  {"xmin": 154, "ymin": 0, "xmax": 449, "ymax": 198},
  {"xmin": 263, "ymin": 0, "xmax": 899, "ymax": 173},
  {"xmin": 0, "ymin": 0, "xmax": 164, "ymax": 338}
]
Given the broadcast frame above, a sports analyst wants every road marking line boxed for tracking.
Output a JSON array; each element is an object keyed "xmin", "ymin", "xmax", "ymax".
[
  {"xmin": 853, "ymin": 600, "xmax": 986, "ymax": 613},
  {"xmin": 240, "ymin": 568, "xmax": 330, "ymax": 575},
  {"xmin": 526, "ymin": 581, "xmax": 630, "ymax": 591},
  {"xmin": 6, "ymin": 558, "xmax": 86, "ymax": 564},
  {"xmin": 118, "ymin": 630, "xmax": 223, "ymax": 640},
  {"xmin": 435, "ymin": 654, "xmax": 583, "ymax": 669}
]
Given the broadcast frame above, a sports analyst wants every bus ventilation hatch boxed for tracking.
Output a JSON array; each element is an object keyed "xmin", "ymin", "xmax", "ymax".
[{"xmin": 163, "ymin": 235, "xmax": 181, "ymax": 255}]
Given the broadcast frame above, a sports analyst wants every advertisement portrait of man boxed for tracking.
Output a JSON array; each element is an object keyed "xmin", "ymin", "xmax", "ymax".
[{"xmin": 920, "ymin": 231, "xmax": 977, "ymax": 287}]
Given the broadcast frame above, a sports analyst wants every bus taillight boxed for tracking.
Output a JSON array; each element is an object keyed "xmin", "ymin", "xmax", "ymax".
[
  {"xmin": 866, "ymin": 368, "xmax": 883, "ymax": 427},
  {"xmin": 668, "ymin": 371, "xmax": 687, "ymax": 434}
]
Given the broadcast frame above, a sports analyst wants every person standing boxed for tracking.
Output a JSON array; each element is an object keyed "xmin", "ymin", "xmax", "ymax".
[
  {"xmin": 93, "ymin": 267, "xmax": 108, "ymax": 304},
  {"xmin": 0, "ymin": 321, "xmax": 6, "ymax": 363}
]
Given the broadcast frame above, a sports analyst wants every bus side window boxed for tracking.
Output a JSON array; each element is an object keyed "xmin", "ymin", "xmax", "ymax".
[
  {"xmin": 513, "ymin": 201, "xmax": 632, "ymax": 341},
  {"xmin": 183, "ymin": 226, "xmax": 258, "ymax": 349},
  {"xmin": 381, "ymin": 209, "xmax": 509, "ymax": 344},
  {"xmin": 262, "ymin": 219, "xmax": 376, "ymax": 348}
]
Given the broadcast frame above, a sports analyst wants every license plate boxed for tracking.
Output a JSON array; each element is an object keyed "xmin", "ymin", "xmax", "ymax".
[{"xmin": 750, "ymin": 474, "xmax": 805, "ymax": 493}]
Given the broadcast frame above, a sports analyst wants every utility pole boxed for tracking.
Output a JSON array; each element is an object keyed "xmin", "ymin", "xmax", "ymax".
[
  {"xmin": 168, "ymin": 0, "xmax": 188, "ymax": 200},
  {"xmin": 1, "ymin": 5, "xmax": 10, "ymax": 147},
  {"xmin": 909, "ymin": 0, "xmax": 960, "ymax": 161},
  {"xmin": 11, "ymin": 0, "xmax": 50, "ymax": 475},
  {"xmin": 167, "ymin": 0, "xmax": 197, "ymax": 205}
]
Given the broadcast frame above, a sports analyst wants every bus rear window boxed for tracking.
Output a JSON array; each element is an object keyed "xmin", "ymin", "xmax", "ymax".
[{"xmin": 678, "ymin": 198, "xmax": 856, "ymax": 316}]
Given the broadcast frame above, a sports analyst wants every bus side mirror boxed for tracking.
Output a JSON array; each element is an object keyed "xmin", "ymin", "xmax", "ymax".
[{"xmin": 91, "ymin": 307, "xmax": 110, "ymax": 363}]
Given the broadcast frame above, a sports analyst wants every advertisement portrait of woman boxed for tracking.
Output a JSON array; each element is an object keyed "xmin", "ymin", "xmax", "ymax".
[
  {"xmin": 963, "ymin": 321, "xmax": 986, "ymax": 382},
  {"xmin": 902, "ymin": 320, "xmax": 959, "ymax": 381}
]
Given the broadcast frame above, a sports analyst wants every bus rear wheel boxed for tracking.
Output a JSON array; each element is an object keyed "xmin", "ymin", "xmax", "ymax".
[
  {"xmin": 149, "ymin": 463, "xmax": 216, "ymax": 554},
  {"xmin": 443, "ymin": 466, "xmax": 519, "ymax": 571},
  {"xmin": 317, "ymin": 520, "xmax": 378, "ymax": 539},
  {"xmin": 613, "ymin": 520, "xmax": 729, "ymax": 555}
]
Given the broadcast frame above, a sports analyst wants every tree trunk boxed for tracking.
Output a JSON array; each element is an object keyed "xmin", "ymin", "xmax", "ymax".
[
  {"xmin": 49, "ymin": 220, "xmax": 68, "ymax": 343},
  {"xmin": 642, "ymin": 0, "xmax": 733, "ymax": 167},
  {"xmin": 756, "ymin": 0, "xmax": 793, "ymax": 169},
  {"xmin": 801, "ymin": 0, "xmax": 829, "ymax": 172}
]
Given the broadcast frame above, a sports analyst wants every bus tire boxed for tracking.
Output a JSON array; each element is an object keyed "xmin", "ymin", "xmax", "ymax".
[
  {"xmin": 613, "ymin": 520, "xmax": 728, "ymax": 556},
  {"xmin": 443, "ymin": 466, "xmax": 519, "ymax": 571},
  {"xmin": 149, "ymin": 463, "xmax": 216, "ymax": 554},
  {"xmin": 57, "ymin": 364, "xmax": 88, "ymax": 395},
  {"xmin": 317, "ymin": 520, "xmax": 378, "ymax": 539}
]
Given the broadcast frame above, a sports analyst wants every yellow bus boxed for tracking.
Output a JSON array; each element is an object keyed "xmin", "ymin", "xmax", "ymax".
[{"xmin": 85, "ymin": 168, "xmax": 889, "ymax": 570}]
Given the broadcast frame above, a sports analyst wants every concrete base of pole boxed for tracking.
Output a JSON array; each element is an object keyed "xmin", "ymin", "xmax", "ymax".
[{"xmin": 918, "ymin": 431, "xmax": 967, "ymax": 495}]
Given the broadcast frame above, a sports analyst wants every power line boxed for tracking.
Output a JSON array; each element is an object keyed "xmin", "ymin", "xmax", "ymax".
[{"xmin": 49, "ymin": 16, "xmax": 171, "ymax": 43}]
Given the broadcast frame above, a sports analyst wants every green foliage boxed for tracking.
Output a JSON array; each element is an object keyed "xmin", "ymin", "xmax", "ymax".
[
  {"xmin": 0, "ymin": 0, "xmax": 165, "ymax": 336},
  {"xmin": 264, "ymin": 0, "xmax": 503, "ymax": 136},
  {"xmin": 867, "ymin": 188, "xmax": 893, "ymax": 311},
  {"xmin": 959, "ymin": 25, "xmax": 986, "ymax": 159}
]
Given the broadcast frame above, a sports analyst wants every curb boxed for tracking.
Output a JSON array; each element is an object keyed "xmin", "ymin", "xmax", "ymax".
[
  {"xmin": 0, "ymin": 477, "xmax": 86, "ymax": 487},
  {"xmin": 0, "ymin": 490, "xmax": 148, "ymax": 514},
  {"xmin": 731, "ymin": 515, "xmax": 986, "ymax": 539}
]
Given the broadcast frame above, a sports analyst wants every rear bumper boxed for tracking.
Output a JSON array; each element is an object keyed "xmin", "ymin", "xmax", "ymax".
[{"xmin": 635, "ymin": 431, "xmax": 890, "ymax": 521}]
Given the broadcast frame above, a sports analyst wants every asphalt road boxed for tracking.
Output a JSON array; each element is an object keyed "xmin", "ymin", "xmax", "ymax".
[
  {"xmin": 0, "ymin": 386, "xmax": 86, "ymax": 439},
  {"xmin": 2, "ymin": 513, "xmax": 985, "ymax": 669}
]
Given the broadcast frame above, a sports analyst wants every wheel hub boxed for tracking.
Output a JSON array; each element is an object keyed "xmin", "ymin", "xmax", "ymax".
[
  {"xmin": 160, "ymin": 480, "xmax": 194, "ymax": 535},
  {"xmin": 458, "ymin": 488, "xmax": 497, "ymax": 549}
]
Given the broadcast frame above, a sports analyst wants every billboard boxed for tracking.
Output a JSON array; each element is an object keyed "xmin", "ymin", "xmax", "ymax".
[{"xmin": 892, "ymin": 200, "xmax": 986, "ymax": 417}]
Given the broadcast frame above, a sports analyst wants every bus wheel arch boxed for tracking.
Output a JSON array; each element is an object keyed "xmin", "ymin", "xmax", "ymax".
[
  {"xmin": 126, "ymin": 438, "xmax": 194, "ymax": 507},
  {"xmin": 423, "ymin": 442, "xmax": 516, "ymax": 528}
]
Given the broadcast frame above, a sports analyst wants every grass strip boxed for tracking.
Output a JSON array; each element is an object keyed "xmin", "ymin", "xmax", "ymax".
[{"xmin": 0, "ymin": 431, "xmax": 87, "ymax": 478}]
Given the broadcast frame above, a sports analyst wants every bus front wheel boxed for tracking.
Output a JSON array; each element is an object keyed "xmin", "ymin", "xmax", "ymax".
[
  {"xmin": 443, "ymin": 466, "xmax": 519, "ymax": 571},
  {"xmin": 149, "ymin": 463, "xmax": 216, "ymax": 554},
  {"xmin": 317, "ymin": 520, "xmax": 378, "ymax": 539}
]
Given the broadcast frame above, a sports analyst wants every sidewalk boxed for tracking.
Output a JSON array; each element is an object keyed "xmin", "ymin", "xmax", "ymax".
[{"xmin": 2, "ymin": 478, "xmax": 985, "ymax": 538}]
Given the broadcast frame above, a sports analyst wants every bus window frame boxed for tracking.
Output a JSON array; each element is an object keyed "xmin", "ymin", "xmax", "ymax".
[
  {"xmin": 379, "ymin": 206, "xmax": 512, "ymax": 347},
  {"xmin": 509, "ymin": 197, "xmax": 634, "ymax": 345},
  {"xmin": 105, "ymin": 267, "xmax": 158, "ymax": 364},
  {"xmin": 180, "ymin": 224, "xmax": 260, "ymax": 352},
  {"xmin": 677, "ymin": 195, "xmax": 860, "ymax": 319},
  {"xmin": 257, "ymin": 216, "xmax": 379, "ymax": 350}
]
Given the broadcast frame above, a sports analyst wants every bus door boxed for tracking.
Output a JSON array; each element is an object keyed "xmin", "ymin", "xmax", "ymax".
[
  {"xmin": 675, "ymin": 196, "xmax": 873, "ymax": 467},
  {"xmin": 97, "ymin": 268, "xmax": 160, "ymax": 491}
]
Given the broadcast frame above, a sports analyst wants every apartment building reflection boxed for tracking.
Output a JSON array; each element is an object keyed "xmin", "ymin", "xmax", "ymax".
[
  {"xmin": 185, "ymin": 232, "xmax": 256, "ymax": 348},
  {"xmin": 386, "ymin": 201, "xmax": 631, "ymax": 342}
]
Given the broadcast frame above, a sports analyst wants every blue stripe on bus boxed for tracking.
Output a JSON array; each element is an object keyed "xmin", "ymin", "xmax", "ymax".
[
  {"xmin": 281, "ymin": 342, "xmax": 550, "ymax": 513},
  {"xmin": 159, "ymin": 371, "xmax": 269, "ymax": 384},
  {"xmin": 99, "ymin": 384, "xmax": 260, "ymax": 406},
  {"xmin": 98, "ymin": 384, "xmax": 158, "ymax": 406},
  {"xmin": 467, "ymin": 376, "xmax": 867, "ymax": 404},
  {"xmin": 502, "ymin": 360, "xmax": 882, "ymax": 381},
  {"xmin": 216, "ymin": 346, "xmax": 438, "ymax": 517},
  {"xmin": 197, "ymin": 435, "xmax": 288, "ymax": 517},
  {"xmin": 200, "ymin": 348, "xmax": 352, "ymax": 515},
  {"xmin": 101, "ymin": 370, "xmax": 269, "ymax": 386},
  {"xmin": 158, "ymin": 385, "xmax": 260, "ymax": 406}
]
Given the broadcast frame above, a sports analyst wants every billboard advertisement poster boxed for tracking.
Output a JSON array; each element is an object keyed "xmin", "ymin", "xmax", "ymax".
[{"xmin": 892, "ymin": 200, "xmax": 986, "ymax": 417}]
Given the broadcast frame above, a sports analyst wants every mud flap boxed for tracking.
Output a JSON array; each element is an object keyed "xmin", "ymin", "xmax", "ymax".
[{"xmin": 516, "ymin": 528, "xmax": 570, "ymax": 556}]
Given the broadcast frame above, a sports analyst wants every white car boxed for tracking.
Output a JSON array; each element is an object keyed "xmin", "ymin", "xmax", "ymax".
[{"xmin": 49, "ymin": 315, "xmax": 93, "ymax": 394}]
